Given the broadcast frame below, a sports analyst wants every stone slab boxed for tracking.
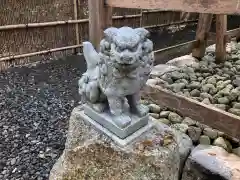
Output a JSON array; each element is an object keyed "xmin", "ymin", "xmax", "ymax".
[
  {"xmin": 83, "ymin": 104, "xmax": 149, "ymax": 139},
  {"xmin": 150, "ymin": 64, "xmax": 179, "ymax": 78},
  {"xmin": 76, "ymin": 108, "xmax": 154, "ymax": 147},
  {"xmin": 166, "ymin": 54, "xmax": 199, "ymax": 67}
]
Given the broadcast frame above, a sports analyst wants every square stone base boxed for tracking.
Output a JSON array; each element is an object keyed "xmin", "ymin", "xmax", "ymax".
[
  {"xmin": 83, "ymin": 104, "xmax": 149, "ymax": 139},
  {"xmin": 75, "ymin": 106, "xmax": 154, "ymax": 147}
]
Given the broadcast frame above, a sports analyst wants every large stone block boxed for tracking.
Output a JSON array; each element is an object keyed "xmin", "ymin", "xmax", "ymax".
[
  {"xmin": 166, "ymin": 55, "xmax": 199, "ymax": 68},
  {"xmin": 49, "ymin": 106, "xmax": 181, "ymax": 180},
  {"xmin": 182, "ymin": 144, "xmax": 240, "ymax": 180}
]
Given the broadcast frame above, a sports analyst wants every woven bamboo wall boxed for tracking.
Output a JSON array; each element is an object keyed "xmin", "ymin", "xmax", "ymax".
[{"xmin": 0, "ymin": 0, "xmax": 199, "ymax": 71}]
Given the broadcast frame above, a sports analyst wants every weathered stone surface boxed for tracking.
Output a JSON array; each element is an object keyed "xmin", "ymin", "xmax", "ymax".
[
  {"xmin": 166, "ymin": 55, "xmax": 199, "ymax": 67},
  {"xmin": 49, "ymin": 107, "xmax": 181, "ymax": 180},
  {"xmin": 199, "ymin": 135, "xmax": 211, "ymax": 145},
  {"xmin": 182, "ymin": 145, "xmax": 240, "ymax": 180},
  {"xmin": 213, "ymin": 137, "xmax": 229, "ymax": 152},
  {"xmin": 173, "ymin": 130, "xmax": 193, "ymax": 178},
  {"xmin": 195, "ymin": 122, "xmax": 209, "ymax": 130},
  {"xmin": 206, "ymin": 43, "xmax": 232, "ymax": 54},
  {"xmin": 148, "ymin": 103, "xmax": 161, "ymax": 113},
  {"xmin": 150, "ymin": 64, "xmax": 179, "ymax": 78},
  {"xmin": 187, "ymin": 126, "xmax": 202, "ymax": 143},
  {"xmin": 146, "ymin": 78, "xmax": 159, "ymax": 86},
  {"xmin": 170, "ymin": 82, "xmax": 186, "ymax": 93},
  {"xmin": 159, "ymin": 111, "xmax": 171, "ymax": 118},
  {"xmin": 218, "ymin": 97, "xmax": 230, "ymax": 105},
  {"xmin": 187, "ymin": 81, "xmax": 201, "ymax": 90},
  {"xmin": 190, "ymin": 89, "xmax": 201, "ymax": 97},
  {"xmin": 168, "ymin": 112, "xmax": 183, "ymax": 124},
  {"xmin": 203, "ymin": 127, "xmax": 218, "ymax": 139},
  {"xmin": 233, "ymin": 147, "xmax": 240, "ymax": 156},
  {"xmin": 158, "ymin": 118, "xmax": 171, "ymax": 125},
  {"xmin": 228, "ymin": 108, "xmax": 240, "ymax": 116},
  {"xmin": 182, "ymin": 117, "xmax": 196, "ymax": 126},
  {"xmin": 214, "ymin": 104, "xmax": 228, "ymax": 111},
  {"xmin": 233, "ymin": 102, "xmax": 240, "ymax": 109},
  {"xmin": 149, "ymin": 113, "xmax": 160, "ymax": 119},
  {"xmin": 171, "ymin": 123, "xmax": 189, "ymax": 134},
  {"xmin": 202, "ymin": 98, "xmax": 211, "ymax": 105}
]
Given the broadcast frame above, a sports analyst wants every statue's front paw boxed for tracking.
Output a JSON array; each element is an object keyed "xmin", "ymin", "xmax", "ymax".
[
  {"xmin": 135, "ymin": 104, "xmax": 149, "ymax": 117},
  {"xmin": 91, "ymin": 103, "xmax": 106, "ymax": 113},
  {"xmin": 113, "ymin": 115, "xmax": 132, "ymax": 128}
]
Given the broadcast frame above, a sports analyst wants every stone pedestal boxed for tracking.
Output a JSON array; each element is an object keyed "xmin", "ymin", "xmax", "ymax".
[
  {"xmin": 83, "ymin": 104, "xmax": 150, "ymax": 142},
  {"xmin": 49, "ymin": 106, "xmax": 181, "ymax": 180}
]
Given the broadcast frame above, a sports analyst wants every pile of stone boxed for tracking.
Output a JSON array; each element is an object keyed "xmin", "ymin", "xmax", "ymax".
[
  {"xmin": 149, "ymin": 41, "xmax": 240, "ymax": 116},
  {"xmin": 142, "ymin": 101, "xmax": 240, "ymax": 157}
]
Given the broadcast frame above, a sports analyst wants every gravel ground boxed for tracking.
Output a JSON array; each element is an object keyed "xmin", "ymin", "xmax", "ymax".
[
  {"xmin": 0, "ymin": 56, "xmax": 85, "ymax": 180},
  {"xmin": 150, "ymin": 41, "xmax": 240, "ymax": 116}
]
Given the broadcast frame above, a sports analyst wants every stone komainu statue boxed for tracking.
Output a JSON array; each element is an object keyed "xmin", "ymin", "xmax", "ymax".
[{"xmin": 78, "ymin": 26, "xmax": 154, "ymax": 128}]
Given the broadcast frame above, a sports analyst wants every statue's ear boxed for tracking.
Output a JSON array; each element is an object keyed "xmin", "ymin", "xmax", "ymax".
[
  {"xmin": 104, "ymin": 27, "xmax": 118, "ymax": 42},
  {"xmin": 135, "ymin": 28, "xmax": 150, "ymax": 39}
]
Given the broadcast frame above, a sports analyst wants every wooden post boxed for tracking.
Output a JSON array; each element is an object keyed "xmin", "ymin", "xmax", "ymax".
[
  {"xmin": 73, "ymin": 0, "xmax": 80, "ymax": 54},
  {"xmin": 215, "ymin": 14, "xmax": 227, "ymax": 63},
  {"xmin": 235, "ymin": 28, "xmax": 240, "ymax": 42},
  {"xmin": 192, "ymin": 13, "xmax": 213, "ymax": 59},
  {"xmin": 140, "ymin": 9, "xmax": 143, "ymax": 27},
  {"xmin": 88, "ymin": 0, "xmax": 113, "ymax": 51}
]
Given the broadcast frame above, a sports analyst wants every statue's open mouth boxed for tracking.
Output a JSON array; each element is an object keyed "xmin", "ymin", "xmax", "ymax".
[
  {"xmin": 116, "ymin": 58, "xmax": 136, "ymax": 66},
  {"xmin": 116, "ymin": 62, "xmax": 137, "ymax": 69},
  {"xmin": 121, "ymin": 63, "xmax": 132, "ymax": 66}
]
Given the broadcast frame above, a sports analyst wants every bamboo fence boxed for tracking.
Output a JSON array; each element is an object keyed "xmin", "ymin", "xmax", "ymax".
[{"xmin": 0, "ymin": 0, "xmax": 199, "ymax": 71}]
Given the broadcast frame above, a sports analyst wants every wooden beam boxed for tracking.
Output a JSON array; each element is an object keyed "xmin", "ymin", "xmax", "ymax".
[
  {"xmin": 0, "ymin": 45, "xmax": 83, "ymax": 62},
  {"xmin": 226, "ymin": 27, "xmax": 240, "ymax": 38},
  {"xmin": 88, "ymin": 0, "xmax": 112, "ymax": 51},
  {"xmin": 143, "ymin": 19, "xmax": 198, "ymax": 29},
  {"xmin": 154, "ymin": 40, "xmax": 197, "ymax": 64},
  {"xmin": 154, "ymin": 38, "xmax": 216, "ymax": 64},
  {"xmin": 192, "ymin": 14, "xmax": 213, "ymax": 59},
  {"xmin": 207, "ymin": 27, "xmax": 240, "ymax": 43},
  {"xmin": 142, "ymin": 86, "xmax": 240, "ymax": 140},
  {"xmin": 215, "ymin": 14, "xmax": 227, "ymax": 63},
  {"xmin": 106, "ymin": 0, "xmax": 240, "ymax": 15}
]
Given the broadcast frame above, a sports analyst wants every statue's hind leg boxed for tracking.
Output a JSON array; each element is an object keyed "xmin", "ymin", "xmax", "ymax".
[
  {"xmin": 108, "ymin": 96, "xmax": 132, "ymax": 128},
  {"xmin": 127, "ymin": 93, "xmax": 149, "ymax": 117},
  {"xmin": 91, "ymin": 89, "xmax": 107, "ymax": 113}
]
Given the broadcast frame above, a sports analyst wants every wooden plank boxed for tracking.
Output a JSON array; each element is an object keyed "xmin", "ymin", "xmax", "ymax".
[
  {"xmin": 154, "ymin": 40, "xmax": 197, "ymax": 64},
  {"xmin": 106, "ymin": 0, "xmax": 240, "ymax": 15},
  {"xmin": 226, "ymin": 27, "xmax": 240, "ymax": 38},
  {"xmin": 142, "ymin": 86, "xmax": 240, "ymax": 140},
  {"xmin": 192, "ymin": 14, "xmax": 213, "ymax": 59},
  {"xmin": 88, "ymin": 0, "xmax": 112, "ymax": 51},
  {"xmin": 207, "ymin": 27, "xmax": 240, "ymax": 43},
  {"xmin": 235, "ymin": 28, "xmax": 240, "ymax": 42},
  {"xmin": 143, "ymin": 19, "xmax": 198, "ymax": 29},
  {"xmin": 215, "ymin": 14, "xmax": 227, "ymax": 63},
  {"xmin": 154, "ymin": 37, "xmax": 216, "ymax": 64}
]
